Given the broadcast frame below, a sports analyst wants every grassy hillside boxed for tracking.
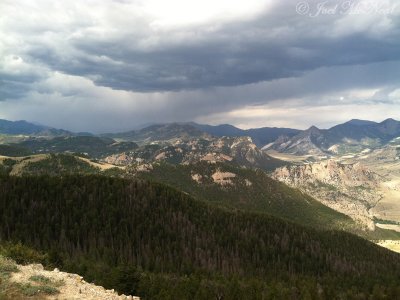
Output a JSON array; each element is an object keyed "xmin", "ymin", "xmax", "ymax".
[
  {"xmin": 0, "ymin": 154, "xmax": 101, "ymax": 177},
  {"xmin": 15, "ymin": 154, "xmax": 101, "ymax": 176},
  {"xmin": 1, "ymin": 175, "xmax": 400, "ymax": 299}
]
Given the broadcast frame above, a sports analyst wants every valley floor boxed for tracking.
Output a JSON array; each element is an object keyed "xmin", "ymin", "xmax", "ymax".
[{"xmin": 376, "ymin": 240, "xmax": 400, "ymax": 254}]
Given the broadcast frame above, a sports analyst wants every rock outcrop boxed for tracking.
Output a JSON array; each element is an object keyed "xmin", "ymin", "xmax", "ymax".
[
  {"xmin": 272, "ymin": 160, "xmax": 382, "ymax": 230},
  {"xmin": 9, "ymin": 262, "xmax": 140, "ymax": 300},
  {"xmin": 104, "ymin": 136, "xmax": 284, "ymax": 171},
  {"xmin": 212, "ymin": 171, "xmax": 236, "ymax": 186}
]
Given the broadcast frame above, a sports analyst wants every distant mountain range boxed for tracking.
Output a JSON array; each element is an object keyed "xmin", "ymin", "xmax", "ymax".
[
  {"xmin": 103, "ymin": 122, "xmax": 300, "ymax": 146},
  {"xmin": 1, "ymin": 118, "xmax": 399, "ymax": 157},
  {"xmin": 0, "ymin": 119, "xmax": 71, "ymax": 136},
  {"xmin": 189, "ymin": 123, "xmax": 300, "ymax": 147},
  {"xmin": 265, "ymin": 118, "xmax": 400, "ymax": 156},
  {"xmin": 100, "ymin": 122, "xmax": 301, "ymax": 149},
  {"xmin": 102, "ymin": 123, "xmax": 211, "ymax": 144},
  {"xmin": 0, "ymin": 119, "xmax": 92, "ymax": 138},
  {"xmin": 81, "ymin": 117, "xmax": 400, "ymax": 158}
]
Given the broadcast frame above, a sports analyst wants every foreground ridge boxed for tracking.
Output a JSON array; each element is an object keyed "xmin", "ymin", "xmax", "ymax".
[{"xmin": 1, "ymin": 255, "xmax": 140, "ymax": 300}]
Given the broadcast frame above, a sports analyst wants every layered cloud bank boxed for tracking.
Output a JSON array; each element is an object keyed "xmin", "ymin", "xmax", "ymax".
[{"xmin": 1, "ymin": 0, "xmax": 400, "ymax": 132}]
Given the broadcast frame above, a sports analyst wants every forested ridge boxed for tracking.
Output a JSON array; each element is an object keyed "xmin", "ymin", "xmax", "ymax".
[
  {"xmin": 2, "ymin": 154, "xmax": 399, "ymax": 240},
  {"xmin": 137, "ymin": 162, "xmax": 355, "ymax": 230},
  {"xmin": 1, "ymin": 175, "xmax": 400, "ymax": 299},
  {"xmin": 137, "ymin": 161, "xmax": 400, "ymax": 240}
]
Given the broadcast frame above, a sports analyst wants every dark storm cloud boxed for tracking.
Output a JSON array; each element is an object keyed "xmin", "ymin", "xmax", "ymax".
[
  {"xmin": 1, "ymin": 0, "xmax": 400, "ymax": 131},
  {"xmin": 9, "ymin": 0, "xmax": 399, "ymax": 94}
]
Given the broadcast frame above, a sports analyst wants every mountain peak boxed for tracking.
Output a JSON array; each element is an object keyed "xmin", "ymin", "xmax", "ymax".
[
  {"xmin": 345, "ymin": 119, "xmax": 377, "ymax": 126},
  {"xmin": 305, "ymin": 125, "xmax": 321, "ymax": 134},
  {"xmin": 381, "ymin": 118, "xmax": 398, "ymax": 124}
]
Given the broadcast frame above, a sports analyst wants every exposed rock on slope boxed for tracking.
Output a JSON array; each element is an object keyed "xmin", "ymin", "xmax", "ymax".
[
  {"xmin": 272, "ymin": 160, "xmax": 382, "ymax": 230},
  {"xmin": 211, "ymin": 170, "xmax": 236, "ymax": 186},
  {"xmin": 266, "ymin": 126, "xmax": 328, "ymax": 156},
  {"xmin": 340, "ymin": 142, "xmax": 400, "ymax": 224},
  {"xmin": 104, "ymin": 136, "xmax": 285, "ymax": 171},
  {"xmin": 274, "ymin": 160, "xmax": 379, "ymax": 187},
  {"xmin": 8, "ymin": 262, "xmax": 140, "ymax": 300},
  {"xmin": 266, "ymin": 118, "xmax": 400, "ymax": 156}
]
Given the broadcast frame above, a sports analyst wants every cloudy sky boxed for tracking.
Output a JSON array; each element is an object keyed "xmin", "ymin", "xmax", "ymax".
[{"xmin": 1, "ymin": 0, "xmax": 400, "ymax": 132}]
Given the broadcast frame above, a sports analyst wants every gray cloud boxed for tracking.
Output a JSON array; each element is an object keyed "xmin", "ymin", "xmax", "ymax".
[
  {"xmin": 3, "ymin": 0, "xmax": 400, "ymax": 94},
  {"xmin": 0, "ymin": 0, "xmax": 400, "ymax": 131},
  {"xmin": 25, "ymin": 5, "xmax": 400, "ymax": 92}
]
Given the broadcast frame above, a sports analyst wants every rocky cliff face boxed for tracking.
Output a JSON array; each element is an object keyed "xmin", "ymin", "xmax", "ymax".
[
  {"xmin": 272, "ymin": 160, "xmax": 382, "ymax": 230},
  {"xmin": 274, "ymin": 160, "xmax": 379, "ymax": 187}
]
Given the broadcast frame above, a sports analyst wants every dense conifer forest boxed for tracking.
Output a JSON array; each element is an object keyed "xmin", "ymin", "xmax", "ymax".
[
  {"xmin": 137, "ymin": 162, "xmax": 355, "ymax": 229},
  {"xmin": 138, "ymin": 161, "xmax": 400, "ymax": 240},
  {"xmin": 1, "ymin": 175, "xmax": 400, "ymax": 299}
]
